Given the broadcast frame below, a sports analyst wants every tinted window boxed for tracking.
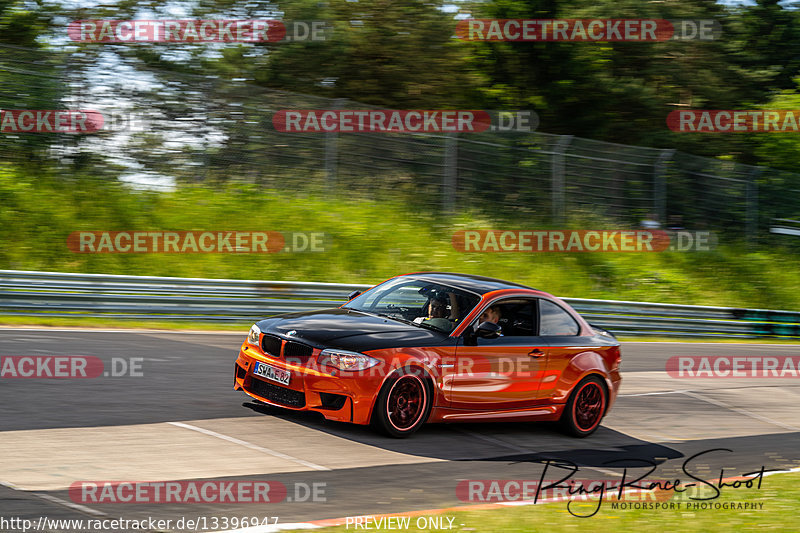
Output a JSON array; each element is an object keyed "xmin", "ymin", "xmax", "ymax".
[
  {"xmin": 539, "ymin": 300, "xmax": 580, "ymax": 336},
  {"xmin": 493, "ymin": 300, "xmax": 536, "ymax": 337}
]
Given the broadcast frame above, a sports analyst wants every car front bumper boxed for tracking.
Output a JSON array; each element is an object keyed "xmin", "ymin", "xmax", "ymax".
[{"xmin": 234, "ymin": 342, "xmax": 381, "ymax": 425}]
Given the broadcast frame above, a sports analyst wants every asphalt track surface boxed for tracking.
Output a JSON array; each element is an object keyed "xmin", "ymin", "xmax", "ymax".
[{"xmin": 1, "ymin": 329, "xmax": 800, "ymax": 531}]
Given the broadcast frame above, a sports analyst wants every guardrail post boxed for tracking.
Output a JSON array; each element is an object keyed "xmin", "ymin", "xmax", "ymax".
[
  {"xmin": 654, "ymin": 149, "xmax": 675, "ymax": 223},
  {"xmin": 443, "ymin": 132, "xmax": 458, "ymax": 214},
  {"xmin": 551, "ymin": 135, "xmax": 573, "ymax": 224}
]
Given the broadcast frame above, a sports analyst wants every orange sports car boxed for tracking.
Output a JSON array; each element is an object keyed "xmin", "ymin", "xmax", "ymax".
[{"xmin": 234, "ymin": 272, "xmax": 621, "ymax": 438}]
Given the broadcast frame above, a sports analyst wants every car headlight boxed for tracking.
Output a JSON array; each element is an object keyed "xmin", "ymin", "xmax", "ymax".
[
  {"xmin": 247, "ymin": 324, "xmax": 261, "ymax": 346},
  {"xmin": 318, "ymin": 349, "xmax": 380, "ymax": 371}
]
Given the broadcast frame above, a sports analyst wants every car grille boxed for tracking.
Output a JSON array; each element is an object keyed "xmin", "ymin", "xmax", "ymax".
[
  {"xmin": 261, "ymin": 334, "xmax": 282, "ymax": 357},
  {"xmin": 247, "ymin": 377, "xmax": 306, "ymax": 408},
  {"xmin": 283, "ymin": 341, "xmax": 313, "ymax": 360}
]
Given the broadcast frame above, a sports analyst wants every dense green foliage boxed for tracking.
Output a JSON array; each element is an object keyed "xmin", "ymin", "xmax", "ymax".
[
  {"xmin": 10, "ymin": 0, "xmax": 800, "ymax": 168},
  {"xmin": 3, "ymin": 164, "xmax": 799, "ymax": 309},
  {"xmin": 2, "ymin": 0, "xmax": 799, "ymax": 307}
]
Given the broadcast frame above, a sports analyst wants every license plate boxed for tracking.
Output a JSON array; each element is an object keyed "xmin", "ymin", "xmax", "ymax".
[{"xmin": 252, "ymin": 361, "xmax": 291, "ymax": 386}]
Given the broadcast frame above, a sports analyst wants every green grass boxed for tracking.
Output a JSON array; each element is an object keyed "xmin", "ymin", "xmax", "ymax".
[
  {"xmin": 2, "ymin": 165, "xmax": 800, "ymax": 311},
  {"xmin": 314, "ymin": 471, "xmax": 800, "ymax": 532},
  {"xmin": 0, "ymin": 315, "xmax": 249, "ymax": 331}
]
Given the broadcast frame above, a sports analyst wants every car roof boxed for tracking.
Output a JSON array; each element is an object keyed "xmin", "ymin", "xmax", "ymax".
[{"xmin": 402, "ymin": 272, "xmax": 537, "ymax": 295}]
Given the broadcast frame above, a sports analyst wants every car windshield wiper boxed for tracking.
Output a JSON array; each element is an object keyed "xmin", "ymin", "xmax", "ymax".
[
  {"xmin": 374, "ymin": 311, "xmax": 413, "ymax": 324},
  {"xmin": 372, "ymin": 311, "xmax": 442, "ymax": 329},
  {"xmin": 358, "ymin": 309, "xmax": 405, "ymax": 322},
  {"xmin": 413, "ymin": 320, "xmax": 444, "ymax": 332}
]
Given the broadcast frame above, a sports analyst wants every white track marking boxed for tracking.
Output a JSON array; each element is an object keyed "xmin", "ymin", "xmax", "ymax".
[
  {"xmin": 34, "ymin": 493, "xmax": 106, "ymax": 517},
  {"xmin": 0, "ymin": 480, "xmax": 105, "ymax": 517},
  {"xmin": 619, "ymin": 390, "xmax": 692, "ymax": 397},
  {"xmin": 764, "ymin": 466, "xmax": 800, "ymax": 476},
  {"xmin": 220, "ymin": 524, "xmax": 321, "ymax": 532},
  {"xmin": 680, "ymin": 391, "xmax": 800, "ymax": 432},
  {"xmin": 450, "ymin": 428, "xmax": 533, "ymax": 455},
  {"xmin": 450, "ymin": 428, "xmax": 622, "ymax": 477},
  {"xmin": 216, "ymin": 467, "xmax": 800, "ymax": 532},
  {"xmin": 167, "ymin": 422, "xmax": 330, "ymax": 471}
]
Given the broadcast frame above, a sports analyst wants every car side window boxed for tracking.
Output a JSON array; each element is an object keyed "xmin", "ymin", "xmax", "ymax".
[
  {"xmin": 476, "ymin": 299, "xmax": 537, "ymax": 337},
  {"xmin": 539, "ymin": 300, "xmax": 580, "ymax": 336}
]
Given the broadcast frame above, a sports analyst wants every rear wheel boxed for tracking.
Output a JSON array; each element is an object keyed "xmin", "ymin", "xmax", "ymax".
[
  {"xmin": 371, "ymin": 368, "xmax": 432, "ymax": 438},
  {"xmin": 560, "ymin": 375, "xmax": 607, "ymax": 437}
]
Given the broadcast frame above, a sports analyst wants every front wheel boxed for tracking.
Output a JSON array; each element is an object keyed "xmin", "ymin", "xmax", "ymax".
[
  {"xmin": 371, "ymin": 368, "xmax": 432, "ymax": 438},
  {"xmin": 560, "ymin": 375, "xmax": 607, "ymax": 437}
]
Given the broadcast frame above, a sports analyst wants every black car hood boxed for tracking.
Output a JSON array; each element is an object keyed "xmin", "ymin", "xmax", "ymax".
[{"xmin": 256, "ymin": 308, "xmax": 454, "ymax": 351}]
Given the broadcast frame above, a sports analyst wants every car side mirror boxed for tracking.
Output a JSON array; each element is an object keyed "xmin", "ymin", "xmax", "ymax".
[
  {"xmin": 476, "ymin": 321, "xmax": 502, "ymax": 339},
  {"xmin": 347, "ymin": 290, "xmax": 361, "ymax": 301}
]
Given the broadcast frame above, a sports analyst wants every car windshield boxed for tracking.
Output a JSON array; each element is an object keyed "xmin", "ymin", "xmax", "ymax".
[{"xmin": 343, "ymin": 277, "xmax": 481, "ymax": 333}]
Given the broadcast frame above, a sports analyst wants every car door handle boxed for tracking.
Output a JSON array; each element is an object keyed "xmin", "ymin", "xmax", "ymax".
[{"xmin": 528, "ymin": 349, "xmax": 545, "ymax": 357}]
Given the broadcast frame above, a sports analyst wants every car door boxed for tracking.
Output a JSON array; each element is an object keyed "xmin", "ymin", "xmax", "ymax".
[
  {"xmin": 535, "ymin": 298, "xmax": 585, "ymax": 401},
  {"xmin": 448, "ymin": 298, "xmax": 549, "ymax": 409}
]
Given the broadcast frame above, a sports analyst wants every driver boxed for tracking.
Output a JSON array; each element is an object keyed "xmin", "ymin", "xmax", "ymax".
[
  {"xmin": 479, "ymin": 305, "xmax": 501, "ymax": 325},
  {"xmin": 415, "ymin": 293, "xmax": 459, "ymax": 332}
]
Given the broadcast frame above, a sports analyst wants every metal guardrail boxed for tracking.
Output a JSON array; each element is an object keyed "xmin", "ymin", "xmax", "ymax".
[{"xmin": 1, "ymin": 270, "xmax": 799, "ymax": 338}]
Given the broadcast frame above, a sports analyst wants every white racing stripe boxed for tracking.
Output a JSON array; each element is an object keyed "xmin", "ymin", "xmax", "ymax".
[{"xmin": 167, "ymin": 422, "xmax": 331, "ymax": 471}]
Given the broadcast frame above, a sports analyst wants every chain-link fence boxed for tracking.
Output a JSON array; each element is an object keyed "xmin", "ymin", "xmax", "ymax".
[{"xmin": 3, "ymin": 43, "xmax": 800, "ymax": 241}]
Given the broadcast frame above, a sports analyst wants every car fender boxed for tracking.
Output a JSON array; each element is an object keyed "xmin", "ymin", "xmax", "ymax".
[
  {"xmin": 362, "ymin": 347, "xmax": 442, "ymax": 415},
  {"xmin": 551, "ymin": 350, "xmax": 612, "ymax": 404}
]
